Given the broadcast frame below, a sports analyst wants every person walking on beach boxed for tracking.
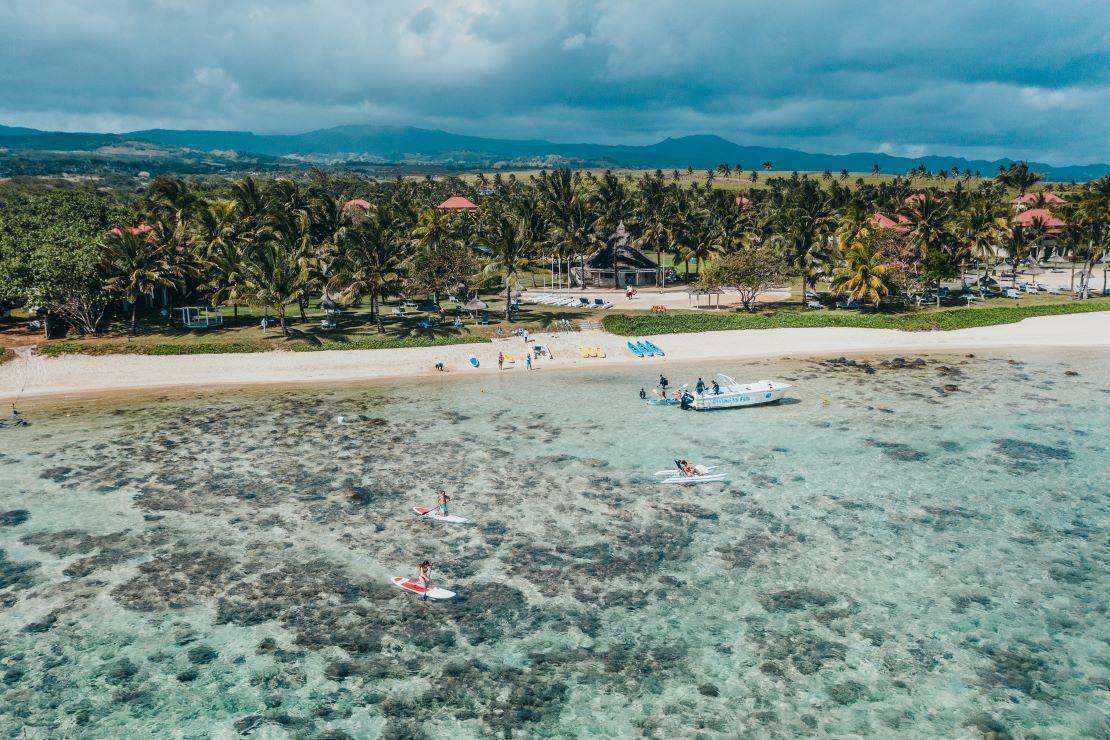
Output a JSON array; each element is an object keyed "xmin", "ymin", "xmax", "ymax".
[
  {"xmin": 659, "ymin": 374, "xmax": 669, "ymax": 392},
  {"xmin": 523, "ymin": 328, "xmax": 529, "ymax": 344},
  {"xmin": 526, "ymin": 353, "xmax": 532, "ymax": 370},
  {"xmin": 498, "ymin": 351, "xmax": 504, "ymax": 370}
]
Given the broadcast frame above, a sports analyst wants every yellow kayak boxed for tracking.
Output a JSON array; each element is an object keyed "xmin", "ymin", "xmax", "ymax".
[
  {"xmin": 595, "ymin": 347, "xmax": 607, "ymax": 358},
  {"xmin": 588, "ymin": 347, "xmax": 598, "ymax": 357},
  {"xmin": 503, "ymin": 353, "xmax": 515, "ymax": 363},
  {"xmin": 577, "ymin": 346, "xmax": 590, "ymax": 358}
]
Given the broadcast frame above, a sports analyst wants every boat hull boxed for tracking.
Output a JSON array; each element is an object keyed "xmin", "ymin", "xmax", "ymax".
[{"xmin": 690, "ymin": 383, "xmax": 790, "ymax": 410}]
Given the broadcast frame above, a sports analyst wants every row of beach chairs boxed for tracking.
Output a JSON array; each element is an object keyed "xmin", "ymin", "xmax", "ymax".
[{"xmin": 528, "ymin": 293, "xmax": 614, "ymax": 309}]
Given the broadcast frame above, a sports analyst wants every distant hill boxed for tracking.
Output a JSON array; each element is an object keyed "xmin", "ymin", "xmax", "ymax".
[{"xmin": 2, "ymin": 123, "xmax": 1107, "ymax": 181}]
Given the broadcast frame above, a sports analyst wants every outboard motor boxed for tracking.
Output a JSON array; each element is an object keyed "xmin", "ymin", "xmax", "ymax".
[{"xmin": 679, "ymin": 391, "xmax": 694, "ymax": 410}]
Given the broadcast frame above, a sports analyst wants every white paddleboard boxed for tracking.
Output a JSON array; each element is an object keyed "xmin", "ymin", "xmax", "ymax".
[
  {"xmin": 413, "ymin": 506, "xmax": 469, "ymax": 524},
  {"xmin": 658, "ymin": 473, "xmax": 727, "ymax": 485},
  {"xmin": 390, "ymin": 576, "xmax": 456, "ymax": 599}
]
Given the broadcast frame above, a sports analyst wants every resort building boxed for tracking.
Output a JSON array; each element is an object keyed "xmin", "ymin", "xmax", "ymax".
[
  {"xmin": 571, "ymin": 223, "xmax": 661, "ymax": 288},
  {"xmin": 1011, "ymin": 192, "xmax": 1064, "ymax": 211}
]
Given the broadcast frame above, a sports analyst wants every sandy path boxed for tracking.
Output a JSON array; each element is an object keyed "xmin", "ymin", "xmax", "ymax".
[{"xmin": 1, "ymin": 312, "xmax": 1107, "ymax": 402}]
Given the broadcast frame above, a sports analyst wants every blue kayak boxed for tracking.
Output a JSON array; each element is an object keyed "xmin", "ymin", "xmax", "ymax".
[
  {"xmin": 635, "ymin": 340, "xmax": 655, "ymax": 357},
  {"xmin": 468, "ymin": 355, "xmax": 480, "ymax": 368},
  {"xmin": 642, "ymin": 340, "xmax": 664, "ymax": 356},
  {"xmin": 626, "ymin": 341, "xmax": 644, "ymax": 357}
]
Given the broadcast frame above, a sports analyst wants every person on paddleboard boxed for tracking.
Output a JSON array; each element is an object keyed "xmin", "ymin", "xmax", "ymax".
[
  {"xmin": 436, "ymin": 490, "xmax": 451, "ymax": 517},
  {"xmin": 417, "ymin": 560, "xmax": 432, "ymax": 588}
]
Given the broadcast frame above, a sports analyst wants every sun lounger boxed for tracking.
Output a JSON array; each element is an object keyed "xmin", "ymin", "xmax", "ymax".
[
  {"xmin": 592, "ymin": 298, "xmax": 613, "ymax": 309},
  {"xmin": 391, "ymin": 307, "xmax": 407, "ymax": 317},
  {"xmin": 806, "ymin": 299, "xmax": 824, "ymax": 309},
  {"xmin": 577, "ymin": 297, "xmax": 591, "ymax": 308}
]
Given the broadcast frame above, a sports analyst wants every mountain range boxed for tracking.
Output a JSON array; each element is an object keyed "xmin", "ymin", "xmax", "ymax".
[{"xmin": 2, "ymin": 123, "xmax": 1107, "ymax": 181}]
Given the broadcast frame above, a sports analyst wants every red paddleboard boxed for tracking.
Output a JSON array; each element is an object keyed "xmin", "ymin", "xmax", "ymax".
[{"xmin": 390, "ymin": 575, "xmax": 455, "ymax": 599}]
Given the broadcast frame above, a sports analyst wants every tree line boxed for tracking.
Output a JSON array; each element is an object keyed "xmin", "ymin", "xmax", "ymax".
[{"xmin": 0, "ymin": 163, "xmax": 1106, "ymax": 338}]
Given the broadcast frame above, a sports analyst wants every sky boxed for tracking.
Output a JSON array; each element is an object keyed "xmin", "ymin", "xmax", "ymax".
[{"xmin": 1, "ymin": 1, "xmax": 1108, "ymax": 165}]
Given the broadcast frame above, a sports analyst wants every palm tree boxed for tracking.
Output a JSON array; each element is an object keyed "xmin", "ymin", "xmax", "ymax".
[
  {"xmin": 329, "ymin": 211, "xmax": 401, "ymax": 332},
  {"xmin": 239, "ymin": 228, "xmax": 308, "ymax": 338},
  {"xmin": 778, "ymin": 181, "xmax": 836, "ymax": 304},
  {"xmin": 957, "ymin": 197, "xmax": 1010, "ymax": 281},
  {"xmin": 901, "ymin": 193, "xmax": 953, "ymax": 304},
  {"xmin": 996, "ymin": 161, "xmax": 1041, "ymax": 197},
  {"xmin": 410, "ymin": 208, "xmax": 457, "ymax": 304},
  {"xmin": 479, "ymin": 199, "xmax": 542, "ymax": 319},
  {"xmin": 833, "ymin": 241, "xmax": 888, "ymax": 307},
  {"xmin": 762, "ymin": 160, "xmax": 773, "ymax": 171},
  {"xmin": 1008, "ymin": 219, "xmax": 1047, "ymax": 288},
  {"xmin": 871, "ymin": 164, "xmax": 881, "ymax": 176},
  {"xmin": 196, "ymin": 199, "xmax": 245, "ymax": 323},
  {"xmin": 100, "ymin": 229, "xmax": 179, "ymax": 334}
]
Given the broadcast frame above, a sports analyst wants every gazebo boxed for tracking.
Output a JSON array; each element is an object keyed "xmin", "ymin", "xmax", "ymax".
[
  {"xmin": 574, "ymin": 223, "xmax": 659, "ymax": 288},
  {"xmin": 437, "ymin": 196, "xmax": 479, "ymax": 211}
]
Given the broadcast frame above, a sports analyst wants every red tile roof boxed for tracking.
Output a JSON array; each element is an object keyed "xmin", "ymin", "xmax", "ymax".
[
  {"xmin": 734, "ymin": 195, "xmax": 751, "ymax": 207},
  {"xmin": 904, "ymin": 192, "xmax": 927, "ymax": 204},
  {"xmin": 342, "ymin": 198, "xmax": 374, "ymax": 211},
  {"xmin": 870, "ymin": 212, "xmax": 910, "ymax": 233},
  {"xmin": 437, "ymin": 196, "xmax": 478, "ymax": 211},
  {"xmin": 1011, "ymin": 191, "xmax": 1064, "ymax": 206},
  {"xmin": 108, "ymin": 223, "xmax": 152, "ymax": 237},
  {"xmin": 1012, "ymin": 208, "xmax": 1065, "ymax": 230}
]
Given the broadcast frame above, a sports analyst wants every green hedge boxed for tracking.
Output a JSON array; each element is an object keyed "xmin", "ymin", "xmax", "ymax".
[
  {"xmin": 38, "ymin": 342, "xmax": 262, "ymax": 357},
  {"xmin": 602, "ymin": 300, "xmax": 1110, "ymax": 336},
  {"xmin": 290, "ymin": 334, "xmax": 487, "ymax": 352}
]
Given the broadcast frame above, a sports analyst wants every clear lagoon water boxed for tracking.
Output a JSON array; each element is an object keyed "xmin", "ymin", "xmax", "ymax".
[{"xmin": 0, "ymin": 350, "xmax": 1107, "ymax": 738}]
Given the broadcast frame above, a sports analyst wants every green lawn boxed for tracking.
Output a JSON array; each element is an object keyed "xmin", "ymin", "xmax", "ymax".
[
  {"xmin": 603, "ymin": 298, "xmax": 1110, "ymax": 336},
  {"xmin": 10, "ymin": 295, "xmax": 603, "ymax": 358}
]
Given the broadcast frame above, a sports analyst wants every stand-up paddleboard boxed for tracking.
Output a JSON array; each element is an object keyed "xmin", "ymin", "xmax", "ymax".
[
  {"xmin": 577, "ymin": 345, "xmax": 590, "ymax": 358},
  {"xmin": 413, "ymin": 506, "xmax": 469, "ymax": 524},
  {"xmin": 468, "ymin": 355, "xmax": 480, "ymax": 368},
  {"xmin": 646, "ymin": 398, "xmax": 679, "ymax": 406},
  {"xmin": 390, "ymin": 576, "xmax": 456, "ymax": 600}
]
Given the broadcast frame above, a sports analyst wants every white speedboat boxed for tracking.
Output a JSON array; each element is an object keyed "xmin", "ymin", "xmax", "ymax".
[{"xmin": 689, "ymin": 374, "xmax": 791, "ymax": 410}]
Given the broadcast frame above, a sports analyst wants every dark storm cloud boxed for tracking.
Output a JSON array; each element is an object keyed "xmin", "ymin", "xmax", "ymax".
[{"xmin": 0, "ymin": 0, "xmax": 1106, "ymax": 163}]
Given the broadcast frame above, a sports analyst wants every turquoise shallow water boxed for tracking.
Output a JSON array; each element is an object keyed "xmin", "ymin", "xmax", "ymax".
[{"xmin": 0, "ymin": 349, "xmax": 1107, "ymax": 738}]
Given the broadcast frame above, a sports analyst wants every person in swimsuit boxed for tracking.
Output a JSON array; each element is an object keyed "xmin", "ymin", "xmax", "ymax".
[
  {"xmin": 695, "ymin": 378, "xmax": 706, "ymax": 395},
  {"xmin": 417, "ymin": 560, "xmax": 432, "ymax": 588},
  {"xmin": 712, "ymin": 379, "xmax": 721, "ymax": 395},
  {"xmin": 639, "ymin": 387, "xmax": 647, "ymax": 400},
  {"xmin": 659, "ymin": 374, "xmax": 669, "ymax": 392},
  {"xmin": 678, "ymin": 460, "xmax": 698, "ymax": 477},
  {"xmin": 437, "ymin": 490, "xmax": 451, "ymax": 517}
]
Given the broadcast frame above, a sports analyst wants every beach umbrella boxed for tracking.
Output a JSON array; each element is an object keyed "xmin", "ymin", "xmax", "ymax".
[{"xmin": 463, "ymin": 298, "xmax": 488, "ymax": 312}]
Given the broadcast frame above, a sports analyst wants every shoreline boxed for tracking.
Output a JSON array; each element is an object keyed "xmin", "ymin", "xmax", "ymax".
[{"xmin": 2, "ymin": 313, "xmax": 1108, "ymax": 403}]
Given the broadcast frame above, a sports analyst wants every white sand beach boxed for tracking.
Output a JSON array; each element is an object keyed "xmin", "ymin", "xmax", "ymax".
[{"xmin": 2, "ymin": 312, "xmax": 1107, "ymax": 402}]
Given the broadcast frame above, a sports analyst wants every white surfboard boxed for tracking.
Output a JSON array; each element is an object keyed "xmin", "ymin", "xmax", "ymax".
[
  {"xmin": 413, "ymin": 506, "xmax": 469, "ymax": 524},
  {"xmin": 390, "ymin": 575, "xmax": 456, "ymax": 600}
]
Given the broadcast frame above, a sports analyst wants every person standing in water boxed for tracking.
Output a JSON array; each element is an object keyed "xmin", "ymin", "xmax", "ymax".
[
  {"xmin": 497, "ymin": 351, "xmax": 504, "ymax": 370},
  {"xmin": 695, "ymin": 377, "xmax": 706, "ymax": 395},
  {"xmin": 436, "ymin": 490, "xmax": 451, "ymax": 517},
  {"xmin": 639, "ymin": 387, "xmax": 647, "ymax": 400},
  {"xmin": 659, "ymin": 374, "xmax": 669, "ymax": 392}
]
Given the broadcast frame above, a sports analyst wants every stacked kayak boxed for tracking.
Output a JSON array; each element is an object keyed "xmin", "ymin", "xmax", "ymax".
[{"xmin": 626, "ymin": 339, "xmax": 664, "ymax": 357}]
